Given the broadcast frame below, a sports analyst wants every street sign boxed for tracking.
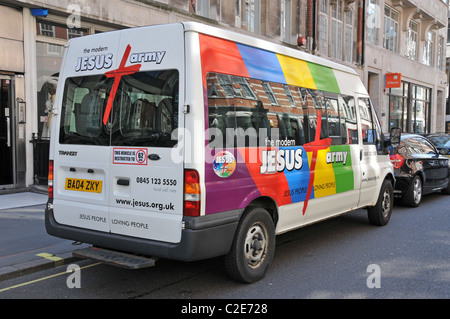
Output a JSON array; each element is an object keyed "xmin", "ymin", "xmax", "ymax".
[{"xmin": 385, "ymin": 73, "xmax": 402, "ymax": 88}]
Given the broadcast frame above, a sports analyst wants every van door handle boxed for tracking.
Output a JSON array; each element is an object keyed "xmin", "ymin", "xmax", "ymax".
[
  {"xmin": 148, "ymin": 154, "xmax": 161, "ymax": 161},
  {"xmin": 117, "ymin": 179, "xmax": 130, "ymax": 186}
]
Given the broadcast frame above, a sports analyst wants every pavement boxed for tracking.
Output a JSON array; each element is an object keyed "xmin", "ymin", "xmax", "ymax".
[{"xmin": 0, "ymin": 188, "xmax": 88, "ymax": 281}]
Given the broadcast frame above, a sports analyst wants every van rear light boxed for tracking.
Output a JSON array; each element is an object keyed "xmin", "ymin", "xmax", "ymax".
[
  {"xmin": 184, "ymin": 169, "xmax": 200, "ymax": 217},
  {"xmin": 48, "ymin": 160, "xmax": 54, "ymax": 199},
  {"xmin": 389, "ymin": 153, "xmax": 405, "ymax": 169}
]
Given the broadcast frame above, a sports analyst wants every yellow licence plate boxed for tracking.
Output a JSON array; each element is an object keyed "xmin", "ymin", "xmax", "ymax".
[{"xmin": 65, "ymin": 178, "xmax": 102, "ymax": 193}]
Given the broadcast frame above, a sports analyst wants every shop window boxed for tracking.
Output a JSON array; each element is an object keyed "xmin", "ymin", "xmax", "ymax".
[
  {"xmin": 411, "ymin": 85, "xmax": 431, "ymax": 134},
  {"xmin": 35, "ymin": 19, "xmax": 106, "ymax": 138},
  {"xmin": 389, "ymin": 83, "xmax": 431, "ymax": 134},
  {"xmin": 37, "ymin": 19, "xmax": 87, "ymax": 40},
  {"xmin": 388, "ymin": 82, "xmax": 408, "ymax": 132}
]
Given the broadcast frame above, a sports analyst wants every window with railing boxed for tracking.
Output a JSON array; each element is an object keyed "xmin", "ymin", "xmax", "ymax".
[
  {"xmin": 406, "ymin": 20, "xmax": 418, "ymax": 60},
  {"xmin": 423, "ymin": 31, "xmax": 434, "ymax": 66},
  {"xmin": 383, "ymin": 6, "xmax": 399, "ymax": 52},
  {"xmin": 344, "ymin": 10, "xmax": 353, "ymax": 63},
  {"xmin": 367, "ymin": 0, "xmax": 379, "ymax": 45},
  {"xmin": 331, "ymin": 0, "xmax": 343, "ymax": 60}
]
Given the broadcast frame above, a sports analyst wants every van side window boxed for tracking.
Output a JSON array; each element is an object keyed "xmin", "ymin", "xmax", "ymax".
[
  {"xmin": 323, "ymin": 94, "xmax": 340, "ymax": 144},
  {"xmin": 359, "ymin": 98, "xmax": 376, "ymax": 145},
  {"xmin": 370, "ymin": 102, "xmax": 385, "ymax": 154},
  {"xmin": 338, "ymin": 95, "xmax": 358, "ymax": 144},
  {"xmin": 358, "ymin": 97, "xmax": 384, "ymax": 152},
  {"xmin": 303, "ymin": 89, "xmax": 326, "ymax": 143},
  {"xmin": 207, "ymin": 72, "xmax": 361, "ymax": 149}
]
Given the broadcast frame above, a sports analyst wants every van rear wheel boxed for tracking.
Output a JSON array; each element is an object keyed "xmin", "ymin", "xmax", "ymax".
[
  {"xmin": 368, "ymin": 179, "xmax": 393, "ymax": 226},
  {"xmin": 225, "ymin": 207, "xmax": 275, "ymax": 283}
]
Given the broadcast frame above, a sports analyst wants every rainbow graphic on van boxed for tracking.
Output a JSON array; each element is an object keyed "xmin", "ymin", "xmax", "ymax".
[
  {"xmin": 199, "ymin": 34, "xmax": 341, "ymax": 93},
  {"xmin": 199, "ymin": 34, "xmax": 354, "ymax": 215}
]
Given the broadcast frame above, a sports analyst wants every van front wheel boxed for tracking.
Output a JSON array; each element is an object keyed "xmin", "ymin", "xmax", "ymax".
[
  {"xmin": 225, "ymin": 207, "xmax": 275, "ymax": 283},
  {"xmin": 367, "ymin": 179, "xmax": 393, "ymax": 226}
]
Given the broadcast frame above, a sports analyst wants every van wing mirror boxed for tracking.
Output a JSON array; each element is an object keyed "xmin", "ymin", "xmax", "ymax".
[{"xmin": 390, "ymin": 127, "xmax": 401, "ymax": 148}]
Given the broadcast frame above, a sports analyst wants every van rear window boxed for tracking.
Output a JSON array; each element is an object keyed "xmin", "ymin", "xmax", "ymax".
[{"xmin": 59, "ymin": 70, "xmax": 179, "ymax": 147}]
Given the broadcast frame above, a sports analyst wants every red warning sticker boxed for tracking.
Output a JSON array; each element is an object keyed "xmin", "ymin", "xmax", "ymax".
[{"xmin": 113, "ymin": 148, "xmax": 148, "ymax": 165}]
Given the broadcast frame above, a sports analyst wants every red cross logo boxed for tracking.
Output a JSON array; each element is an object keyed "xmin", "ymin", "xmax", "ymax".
[
  {"xmin": 103, "ymin": 45, "xmax": 141, "ymax": 125},
  {"xmin": 302, "ymin": 111, "xmax": 332, "ymax": 215}
]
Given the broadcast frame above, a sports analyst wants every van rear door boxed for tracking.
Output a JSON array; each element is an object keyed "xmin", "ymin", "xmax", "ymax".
[
  {"xmin": 357, "ymin": 96, "xmax": 382, "ymax": 206},
  {"xmin": 54, "ymin": 24, "xmax": 185, "ymax": 244},
  {"xmin": 53, "ymin": 30, "xmax": 120, "ymax": 234}
]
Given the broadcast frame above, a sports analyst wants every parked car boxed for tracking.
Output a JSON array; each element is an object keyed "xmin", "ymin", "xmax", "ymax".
[
  {"xmin": 390, "ymin": 133, "xmax": 450, "ymax": 207},
  {"xmin": 421, "ymin": 133, "xmax": 450, "ymax": 158}
]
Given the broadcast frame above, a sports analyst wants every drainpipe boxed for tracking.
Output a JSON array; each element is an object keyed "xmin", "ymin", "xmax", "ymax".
[
  {"xmin": 306, "ymin": 0, "xmax": 316, "ymax": 53},
  {"xmin": 357, "ymin": 0, "xmax": 365, "ymax": 66}
]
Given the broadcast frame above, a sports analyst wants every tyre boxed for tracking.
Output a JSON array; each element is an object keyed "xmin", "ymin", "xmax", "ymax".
[
  {"xmin": 402, "ymin": 175, "xmax": 422, "ymax": 207},
  {"xmin": 224, "ymin": 207, "xmax": 275, "ymax": 283},
  {"xmin": 368, "ymin": 179, "xmax": 393, "ymax": 226}
]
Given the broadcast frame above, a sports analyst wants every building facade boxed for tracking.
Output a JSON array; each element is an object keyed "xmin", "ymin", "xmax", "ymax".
[
  {"xmin": 362, "ymin": 0, "xmax": 448, "ymax": 136},
  {"xmin": 307, "ymin": 0, "xmax": 448, "ymax": 135},
  {"xmin": 0, "ymin": 0, "xmax": 448, "ymax": 190}
]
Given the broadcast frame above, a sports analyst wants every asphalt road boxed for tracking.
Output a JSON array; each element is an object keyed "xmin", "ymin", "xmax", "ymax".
[{"xmin": 0, "ymin": 192, "xmax": 449, "ymax": 301}]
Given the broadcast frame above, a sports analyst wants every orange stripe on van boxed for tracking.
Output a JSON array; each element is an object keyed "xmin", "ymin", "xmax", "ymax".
[{"xmin": 199, "ymin": 34, "xmax": 250, "ymax": 87}]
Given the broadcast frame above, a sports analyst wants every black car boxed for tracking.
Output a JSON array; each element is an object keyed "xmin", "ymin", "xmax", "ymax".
[
  {"xmin": 390, "ymin": 133, "xmax": 450, "ymax": 207},
  {"xmin": 421, "ymin": 133, "xmax": 450, "ymax": 157}
]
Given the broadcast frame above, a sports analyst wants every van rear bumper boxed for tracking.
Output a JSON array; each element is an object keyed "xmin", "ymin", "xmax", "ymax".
[{"xmin": 45, "ymin": 201, "xmax": 242, "ymax": 262}]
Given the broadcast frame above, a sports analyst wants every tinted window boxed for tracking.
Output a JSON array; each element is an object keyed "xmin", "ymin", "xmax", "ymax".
[
  {"xmin": 59, "ymin": 70, "xmax": 179, "ymax": 147},
  {"xmin": 428, "ymin": 135, "xmax": 450, "ymax": 147},
  {"xmin": 359, "ymin": 97, "xmax": 385, "ymax": 153},
  {"xmin": 339, "ymin": 95, "xmax": 358, "ymax": 144},
  {"xmin": 207, "ymin": 72, "xmax": 359, "ymax": 148},
  {"xmin": 359, "ymin": 98, "xmax": 375, "ymax": 144},
  {"xmin": 402, "ymin": 137, "xmax": 436, "ymax": 155}
]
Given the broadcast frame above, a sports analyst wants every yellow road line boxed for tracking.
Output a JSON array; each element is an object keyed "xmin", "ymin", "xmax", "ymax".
[
  {"xmin": 0, "ymin": 262, "xmax": 101, "ymax": 293},
  {"xmin": 36, "ymin": 253, "xmax": 64, "ymax": 263}
]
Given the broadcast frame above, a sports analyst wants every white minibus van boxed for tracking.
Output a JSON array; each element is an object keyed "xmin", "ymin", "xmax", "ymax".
[{"xmin": 46, "ymin": 22, "xmax": 396, "ymax": 283}]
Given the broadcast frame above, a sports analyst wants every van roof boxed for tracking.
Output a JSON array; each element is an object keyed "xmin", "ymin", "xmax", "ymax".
[{"xmin": 65, "ymin": 21, "xmax": 361, "ymax": 88}]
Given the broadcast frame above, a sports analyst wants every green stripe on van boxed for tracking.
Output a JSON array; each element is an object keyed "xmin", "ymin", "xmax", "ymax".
[
  {"xmin": 307, "ymin": 62, "xmax": 340, "ymax": 94},
  {"xmin": 330, "ymin": 145, "xmax": 354, "ymax": 193}
]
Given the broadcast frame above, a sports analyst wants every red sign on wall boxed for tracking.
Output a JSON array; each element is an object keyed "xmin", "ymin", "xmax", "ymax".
[{"xmin": 385, "ymin": 73, "xmax": 402, "ymax": 88}]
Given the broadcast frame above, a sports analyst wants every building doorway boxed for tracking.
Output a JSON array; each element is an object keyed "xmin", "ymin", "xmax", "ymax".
[{"xmin": 0, "ymin": 75, "xmax": 15, "ymax": 187}]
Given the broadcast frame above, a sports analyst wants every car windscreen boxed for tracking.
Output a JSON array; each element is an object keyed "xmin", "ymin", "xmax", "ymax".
[
  {"xmin": 59, "ymin": 70, "xmax": 179, "ymax": 147},
  {"xmin": 428, "ymin": 135, "xmax": 450, "ymax": 148}
]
